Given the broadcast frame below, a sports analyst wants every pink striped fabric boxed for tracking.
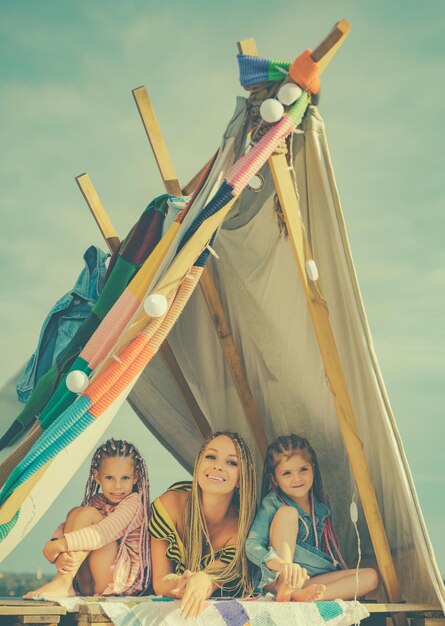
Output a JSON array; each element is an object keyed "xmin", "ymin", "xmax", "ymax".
[
  {"xmin": 227, "ymin": 115, "xmax": 295, "ymax": 195},
  {"xmin": 81, "ymin": 290, "xmax": 141, "ymax": 366}
]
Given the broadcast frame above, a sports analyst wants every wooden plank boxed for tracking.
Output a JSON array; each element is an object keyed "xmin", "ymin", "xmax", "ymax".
[
  {"xmin": 311, "ymin": 18, "xmax": 351, "ymax": 73},
  {"xmin": 0, "ymin": 606, "xmax": 65, "ymax": 616},
  {"xmin": 237, "ymin": 32, "xmax": 405, "ymax": 624},
  {"xmin": 75, "ymin": 173, "xmax": 121, "ymax": 254},
  {"xmin": 200, "ymin": 267, "xmax": 268, "ymax": 456},
  {"xmin": 17, "ymin": 616, "xmax": 60, "ymax": 624},
  {"xmin": 411, "ymin": 620, "xmax": 445, "ymax": 626},
  {"xmin": 182, "ymin": 156, "xmax": 214, "ymax": 196},
  {"xmin": 269, "ymin": 150, "xmax": 406, "ymax": 615},
  {"xmin": 236, "ymin": 37, "xmax": 258, "ymax": 56},
  {"xmin": 132, "ymin": 86, "xmax": 182, "ymax": 196},
  {"xmin": 365, "ymin": 605, "xmax": 442, "ymax": 614}
]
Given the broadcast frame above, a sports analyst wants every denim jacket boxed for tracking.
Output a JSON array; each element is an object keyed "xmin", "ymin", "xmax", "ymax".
[
  {"xmin": 16, "ymin": 246, "xmax": 109, "ymax": 403},
  {"xmin": 246, "ymin": 488, "xmax": 338, "ymax": 588}
]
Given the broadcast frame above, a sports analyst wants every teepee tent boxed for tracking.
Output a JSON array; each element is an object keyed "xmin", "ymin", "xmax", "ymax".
[{"xmin": 0, "ymin": 21, "xmax": 443, "ymax": 622}]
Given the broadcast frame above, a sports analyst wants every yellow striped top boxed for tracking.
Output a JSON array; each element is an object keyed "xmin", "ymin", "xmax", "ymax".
[{"xmin": 149, "ymin": 481, "xmax": 242, "ymax": 596}]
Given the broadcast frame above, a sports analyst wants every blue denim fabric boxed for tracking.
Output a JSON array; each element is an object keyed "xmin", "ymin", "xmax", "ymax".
[
  {"xmin": 16, "ymin": 246, "xmax": 109, "ymax": 403},
  {"xmin": 246, "ymin": 489, "xmax": 339, "ymax": 589}
]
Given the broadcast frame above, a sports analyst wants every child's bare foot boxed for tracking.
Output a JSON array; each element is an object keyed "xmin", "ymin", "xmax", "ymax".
[
  {"xmin": 275, "ymin": 572, "xmax": 294, "ymax": 602},
  {"xmin": 23, "ymin": 577, "xmax": 76, "ymax": 599},
  {"xmin": 291, "ymin": 583, "xmax": 326, "ymax": 602}
]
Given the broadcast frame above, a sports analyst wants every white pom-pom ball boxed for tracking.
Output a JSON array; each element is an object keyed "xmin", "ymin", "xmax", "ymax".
[
  {"xmin": 277, "ymin": 82, "xmax": 303, "ymax": 106},
  {"xmin": 144, "ymin": 293, "xmax": 168, "ymax": 318},
  {"xmin": 259, "ymin": 98, "xmax": 284, "ymax": 124},
  {"xmin": 66, "ymin": 370, "xmax": 89, "ymax": 393}
]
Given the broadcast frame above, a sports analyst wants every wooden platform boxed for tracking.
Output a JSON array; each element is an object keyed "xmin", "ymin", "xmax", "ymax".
[
  {"xmin": 0, "ymin": 598, "xmax": 67, "ymax": 626},
  {"xmin": 0, "ymin": 599, "xmax": 442, "ymax": 626}
]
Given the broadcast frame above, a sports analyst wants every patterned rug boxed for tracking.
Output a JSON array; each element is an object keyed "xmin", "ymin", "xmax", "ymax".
[{"xmin": 44, "ymin": 596, "xmax": 369, "ymax": 625}]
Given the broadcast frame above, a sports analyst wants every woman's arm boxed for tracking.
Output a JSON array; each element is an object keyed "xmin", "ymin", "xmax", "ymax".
[{"xmin": 150, "ymin": 537, "xmax": 182, "ymax": 597}]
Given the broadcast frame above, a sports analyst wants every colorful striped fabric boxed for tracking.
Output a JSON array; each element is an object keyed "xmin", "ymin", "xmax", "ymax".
[
  {"xmin": 237, "ymin": 55, "xmax": 290, "ymax": 87},
  {"xmin": 0, "ymin": 194, "xmax": 170, "ymax": 453},
  {"xmin": 96, "ymin": 597, "xmax": 370, "ymax": 626},
  {"xmin": 0, "ymin": 55, "xmax": 311, "ymax": 539}
]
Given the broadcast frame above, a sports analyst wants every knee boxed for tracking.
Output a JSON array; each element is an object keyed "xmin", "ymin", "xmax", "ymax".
[
  {"xmin": 363, "ymin": 568, "xmax": 379, "ymax": 592},
  {"xmin": 274, "ymin": 506, "xmax": 299, "ymax": 525},
  {"xmin": 66, "ymin": 506, "xmax": 102, "ymax": 523}
]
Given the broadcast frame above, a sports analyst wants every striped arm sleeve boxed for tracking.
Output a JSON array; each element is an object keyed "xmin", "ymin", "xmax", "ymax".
[{"xmin": 64, "ymin": 493, "xmax": 141, "ymax": 551}]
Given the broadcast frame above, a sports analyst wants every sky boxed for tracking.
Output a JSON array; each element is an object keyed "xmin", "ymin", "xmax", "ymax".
[{"xmin": 0, "ymin": 0, "xmax": 443, "ymax": 578}]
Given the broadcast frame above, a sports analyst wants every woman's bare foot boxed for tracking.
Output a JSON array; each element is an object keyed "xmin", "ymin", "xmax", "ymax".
[
  {"xmin": 23, "ymin": 575, "xmax": 76, "ymax": 599},
  {"xmin": 291, "ymin": 583, "xmax": 326, "ymax": 602}
]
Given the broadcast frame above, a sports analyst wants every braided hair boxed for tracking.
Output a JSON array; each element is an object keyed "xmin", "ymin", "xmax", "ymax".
[
  {"xmin": 83, "ymin": 438, "xmax": 151, "ymax": 593},
  {"xmin": 185, "ymin": 431, "xmax": 257, "ymax": 596},
  {"xmin": 261, "ymin": 434, "xmax": 347, "ymax": 569}
]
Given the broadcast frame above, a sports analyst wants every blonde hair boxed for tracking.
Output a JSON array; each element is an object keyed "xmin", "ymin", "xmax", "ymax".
[{"xmin": 184, "ymin": 432, "xmax": 256, "ymax": 595}]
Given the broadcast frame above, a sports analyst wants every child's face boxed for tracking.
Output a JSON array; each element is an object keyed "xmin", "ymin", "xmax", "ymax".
[
  {"xmin": 197, "ymin": 435, "xmax": 240, "ymax": 496},
  {"xmin": 272, "ymin": 452, "xmax": 314, "ymax": 504},
  {"xmin": 94, "ymin": 456, "xmax": 138, "ymax": 505}
]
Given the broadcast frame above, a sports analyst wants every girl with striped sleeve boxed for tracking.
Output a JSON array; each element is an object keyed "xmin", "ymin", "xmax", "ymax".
[{"xmin": 24, "ymin": 439, "xmax": 151, "ymax": 598}]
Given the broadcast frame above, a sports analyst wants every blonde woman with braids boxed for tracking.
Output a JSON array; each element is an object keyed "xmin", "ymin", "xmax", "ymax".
[
  {"xmin": 149, "ymin": 432, "xmax": 256, "ymax": 619},
  {"xmin": 246, "ymin": 434, "xmax": 378, "ymax": 602},
  {"xmin": 24, "ymin": 439, "xmax": 151, "ymax": 598}
]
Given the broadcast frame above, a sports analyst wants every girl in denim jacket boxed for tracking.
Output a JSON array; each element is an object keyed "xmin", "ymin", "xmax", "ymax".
[{"xmin": 246, "ymin": 434, "xmax": 378, "ymax": 601}]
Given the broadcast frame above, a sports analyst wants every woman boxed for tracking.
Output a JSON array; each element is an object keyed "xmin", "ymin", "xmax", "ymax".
[{"xmin": 149, "ymin": 432, "xmax": 256, "ymax": 618}]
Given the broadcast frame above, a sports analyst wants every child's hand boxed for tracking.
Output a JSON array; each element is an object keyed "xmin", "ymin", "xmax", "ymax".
[
  {"xmin": 43, "ymin": 539, "xmax": 65, "ymax": 564},
  {"xmin": 180, "ymin": 571, "xmax": 212, "ymax": 619},
  {"xmin": 278, "ymin": 562, "xmax": 308, "ymax": 589},
  {"xmin": 55, "ymin": 551, "xmax": 77, "ymax": 575}
]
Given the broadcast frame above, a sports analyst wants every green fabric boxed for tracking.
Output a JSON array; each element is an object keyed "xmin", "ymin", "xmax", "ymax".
[
  {"xmin": 39, "ymin": 358, "xmax": 91, "ymax": 430},
  {"xmin": 287, "ymin": 90, "xmax": 309, "ymax": 125},
  {"xmin": 268, "ymin": 60, "xmax": 290, "ymax": 81},
  {"xmin": 92, "ymin": 256, "xmax": 137, "ymax": 319}
]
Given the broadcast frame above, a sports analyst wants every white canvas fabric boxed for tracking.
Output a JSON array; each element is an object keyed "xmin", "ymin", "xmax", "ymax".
[{"xmin": 130, "ymin": 106, "xmax": 444, "ymax": 607}]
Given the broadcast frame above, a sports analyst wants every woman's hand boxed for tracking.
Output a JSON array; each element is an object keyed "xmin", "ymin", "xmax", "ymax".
[
  {"xmin": 180, "ymin": 571, "xmax": 212, "ymax": 619},
  {"xmin": 55, "ymin": 551, "xmax": 77, "ymax": 575},
  {"xmin": 170, "ymin": 570, "xmax": 192, "ymax": 598},
  {"xmin": 278, "ymin": 561, "xmax": 308, "ymax": 589},
  {"xmin": 43, "ymin": 540, "xmax": 65, "ymax": 564}
]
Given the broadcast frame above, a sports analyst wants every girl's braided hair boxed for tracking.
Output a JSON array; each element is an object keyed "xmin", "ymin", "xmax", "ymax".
[
  {"xmin": 184, "ymin": 431, "xmax": 257, "ymax": 596},
  {"xmin": 261, "ymin": 433, "xmax": 347, "ymax": 569},
  {"xmin": 83, "ymin": 438, "xmax": 151, "ymax": 593}
]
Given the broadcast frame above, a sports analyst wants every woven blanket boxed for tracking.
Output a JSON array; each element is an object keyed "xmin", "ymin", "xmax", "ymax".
[{"xmin": 43, "ymin": 596, "xmax": 369, "ymax": 625}]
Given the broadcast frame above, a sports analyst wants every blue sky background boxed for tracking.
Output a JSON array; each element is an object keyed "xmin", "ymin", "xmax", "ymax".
[{"xmin": 0, "ymin": 0, "xmax": 443, "ymax": 577}]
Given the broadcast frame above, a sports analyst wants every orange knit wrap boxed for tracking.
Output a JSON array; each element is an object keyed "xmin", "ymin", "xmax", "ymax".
[{"xmin": 289, "ymin": 49, "xmax": 320, "ymax": 94}]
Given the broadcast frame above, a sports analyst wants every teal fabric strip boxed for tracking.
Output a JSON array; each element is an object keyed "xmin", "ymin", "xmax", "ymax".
[{"xmin": 317, "ymin": 600, "xmax": 344, "ymax": 621}]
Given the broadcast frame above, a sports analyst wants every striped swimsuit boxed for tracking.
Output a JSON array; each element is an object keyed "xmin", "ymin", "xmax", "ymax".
[
  {"xmin": 149, "ymin": 481, "xmax": 244, "ymax": 597},
  {"xmin": 53, "ymin": 492, "xmax": 145, "ymax": 595}
]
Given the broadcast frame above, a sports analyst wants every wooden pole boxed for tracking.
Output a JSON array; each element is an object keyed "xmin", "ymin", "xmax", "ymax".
[
  {"xmin": 237, "ymin": 28, "xmax": 406, "ymax": 619},
  {"xmin": 75, "ymin": 173, "xmax": 212, "ymax": 439},
  {"xmin": 132, "ymin": 87, "xmax": 182, "ymax": 197},
  {"xmin": 133, "ymin": 85, "xmax": 268, "ymax": 456},
  {"xmin": 76, "ymin": 173, "xmax": 121, "ymax": 254}
]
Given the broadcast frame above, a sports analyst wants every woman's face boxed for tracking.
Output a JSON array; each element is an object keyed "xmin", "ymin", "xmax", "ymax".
[{"xmin": 197, "ymin": 435, "xmax": 240, "ymax": 496}]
